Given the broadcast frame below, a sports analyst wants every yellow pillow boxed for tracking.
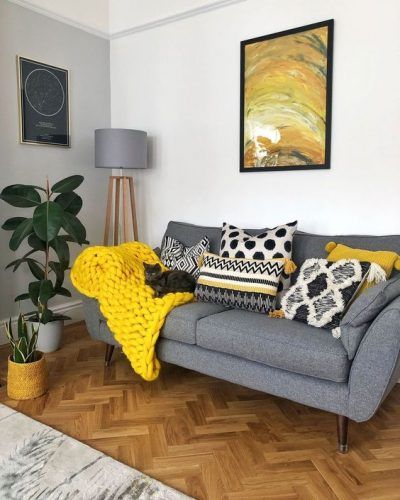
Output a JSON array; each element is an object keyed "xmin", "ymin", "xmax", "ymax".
[{"xmin": 325, "ymin": 242, "xmax": 400, "ymax": 291}]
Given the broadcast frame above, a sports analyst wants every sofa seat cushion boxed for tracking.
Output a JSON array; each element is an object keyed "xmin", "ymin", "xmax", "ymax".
[
  {"xmin": 196, "ymin": 310, "xmax": 351, "ymax": 382},
  {"xmin": 161, "ymin": 302, "xmax": 229, "ymax": 344}
]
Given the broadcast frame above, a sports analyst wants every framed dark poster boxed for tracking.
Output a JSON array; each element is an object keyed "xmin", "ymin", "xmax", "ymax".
[
  {"xmin": 17, "ymin": 56, "xmax": 70, "ymax": 147},
  {"xmin": 240, "ymin": 20, "xmax": 333, "ymax": 172}
]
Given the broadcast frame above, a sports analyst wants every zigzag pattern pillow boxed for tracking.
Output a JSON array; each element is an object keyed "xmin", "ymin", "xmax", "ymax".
[
  {"xmin": 281, "ymin": 258, "xmax": 371, "ymax": 337},
  {"xmin": 220, "ymin": 221, "xmax": 297, "ymax": 295},
  {"xmin": 195, "ymin": 252, "xmax": 286, "ymax": 313},
  {"xmin": 161, "ymin": 235, "xmax": 209, "ymax": 278}
]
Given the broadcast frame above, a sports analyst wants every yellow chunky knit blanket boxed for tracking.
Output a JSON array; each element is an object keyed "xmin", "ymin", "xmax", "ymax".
[{"xmin": 71, "ymin": 242, "xmax": 194, "ymax": 381}]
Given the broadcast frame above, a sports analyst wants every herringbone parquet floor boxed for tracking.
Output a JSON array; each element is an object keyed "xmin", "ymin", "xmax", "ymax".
[{"xmin": 1, "ymin": 322, "xmax": 400, "ymax": 499}]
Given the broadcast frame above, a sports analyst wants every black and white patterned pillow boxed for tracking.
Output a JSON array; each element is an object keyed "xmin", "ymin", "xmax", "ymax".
[
  {"xmin": 195, "ymin": 252, "xmax": 286, "ymax": 313},
  {"xmin": 281, "ymin": 258, "xmax": 371, "ymax": 337},
  {"xmin": 220, "ymin": 221, "xmax": 297, "ymax": 294},
  {"xmin": 161, "ymin": 236, "xmax": 209, "ymax": 278}
]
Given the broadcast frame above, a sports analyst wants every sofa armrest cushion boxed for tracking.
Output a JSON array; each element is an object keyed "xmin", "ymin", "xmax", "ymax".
[{"xmin": 340, "ymin": 274, "xmax": 400, "ymax": 358}]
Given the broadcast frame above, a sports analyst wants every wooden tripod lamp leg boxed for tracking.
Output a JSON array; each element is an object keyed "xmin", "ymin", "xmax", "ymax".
[
  {"xmin": 113, "ymin": 177, "xmax": 121, "ymax": 246},
  {"xmin": 128, "ymin": 177, "xmax": 139, "ymax": 241},
  {"xmin": 122, "ymin": 177, "xmax": 129, "ymax": 243},
  {"xmin": 103, "ymin": 177, "xmax": 114, "ymax": 246}
]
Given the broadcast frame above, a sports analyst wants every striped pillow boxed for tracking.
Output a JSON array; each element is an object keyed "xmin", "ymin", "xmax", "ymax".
[{"xmin": 195, "ymin": 252, "xmax": 286, "ymax": 313}]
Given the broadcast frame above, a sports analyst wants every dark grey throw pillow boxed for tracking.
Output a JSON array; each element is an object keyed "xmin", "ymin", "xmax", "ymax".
[{"xmin": 340, "ymin": 274, "xmax": 400, "ymax": 359}]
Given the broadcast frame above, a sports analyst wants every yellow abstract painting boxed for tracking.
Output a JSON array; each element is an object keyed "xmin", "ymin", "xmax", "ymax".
[{"xmin": 240, "ymin": 20, "xmax": 333, "ymax": 171}]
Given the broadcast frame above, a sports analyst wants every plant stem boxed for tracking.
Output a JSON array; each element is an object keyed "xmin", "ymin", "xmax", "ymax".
[{"xmin": 44, "ymin": 178, "xmax": 50, "ymax": 281}]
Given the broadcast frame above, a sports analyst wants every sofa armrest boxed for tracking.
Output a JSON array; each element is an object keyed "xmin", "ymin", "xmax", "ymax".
[{"xmin": 348, "ymin": 295, "xmax": 400, "ymax": 422}]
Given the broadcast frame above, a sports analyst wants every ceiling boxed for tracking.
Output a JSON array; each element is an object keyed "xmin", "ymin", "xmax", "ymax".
[{"xmin": 8, "ymin": 0, "xmax": 247, "ymax": 39}]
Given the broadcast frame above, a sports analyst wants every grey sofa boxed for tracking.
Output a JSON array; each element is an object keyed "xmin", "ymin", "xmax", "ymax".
[{"xmin": 82, "ymin": 221, "xmax": 400, "ymax": 453}]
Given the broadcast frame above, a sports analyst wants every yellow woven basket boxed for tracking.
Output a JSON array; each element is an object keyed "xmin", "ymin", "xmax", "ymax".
[{"xmin": 7, "ymin": 354, "xmax": 48, "ymax": 400}]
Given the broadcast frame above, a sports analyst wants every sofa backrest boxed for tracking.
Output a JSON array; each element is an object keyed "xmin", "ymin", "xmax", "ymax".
[
  {"xmin": 163, "ymin": 221, "xmax": 271, "ymax": 254},
  {"xmin": 163, "ymin": 221, "xmax": 400, "ymax": 271},
  {"xmin": 292, "ymin": 232, "xmax": 400, "ymax": 270}
]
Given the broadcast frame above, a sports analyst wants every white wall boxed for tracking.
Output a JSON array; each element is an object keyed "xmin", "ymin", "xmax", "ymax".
[
  {"xmin": 110, "ymin": 0, "xmax": 400, "ymax": 248},
  {"xmin": 8, "ymin": 0, "xmax": 109, "ymax": 35},
  {"xmin": 0, "ymin": 1, "xmax": 110, "ymax": 329},
  {"xmin": 109, "ymin": 0, "xmax": 241, "ymax": 34}
]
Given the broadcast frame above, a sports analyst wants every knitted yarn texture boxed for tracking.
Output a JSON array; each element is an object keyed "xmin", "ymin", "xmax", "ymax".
[{"xmin": 71, "ymin": 242, "xmax": 193, "ymax": 381}]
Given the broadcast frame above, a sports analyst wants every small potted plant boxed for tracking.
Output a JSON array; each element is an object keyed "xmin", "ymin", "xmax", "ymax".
[
  {"xmin": 0, "ymin": 175, "xmax": 88, "ymax": 352},
  {"xmin": 5, "ymin": 314, "xmax": 47, "ymax": 400}
]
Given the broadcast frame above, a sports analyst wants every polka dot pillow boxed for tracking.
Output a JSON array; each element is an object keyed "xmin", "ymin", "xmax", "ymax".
[{"xmin": 220, "ymin": 221, "xmax": 298, "ymax": 295}]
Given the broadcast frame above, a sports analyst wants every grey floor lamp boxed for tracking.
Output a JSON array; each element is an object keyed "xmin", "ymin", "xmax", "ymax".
[{"xmin": 95, "ymin": 128, "xmax": 147, "ymax": 245}]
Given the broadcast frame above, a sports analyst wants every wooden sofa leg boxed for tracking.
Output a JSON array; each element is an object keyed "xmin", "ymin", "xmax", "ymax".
[
  {"xmin": 336, "ymin": 414, "xmax": 349, "ymax": 454},
  {"xmin": 105, "ymin": 344, "xmax": 115, "ymax": 367}
]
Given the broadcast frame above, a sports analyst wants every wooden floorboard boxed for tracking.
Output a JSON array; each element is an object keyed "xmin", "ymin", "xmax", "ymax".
[{"xmin": 1, "ymin": 322, "xmax": 400, "ymax": 499}]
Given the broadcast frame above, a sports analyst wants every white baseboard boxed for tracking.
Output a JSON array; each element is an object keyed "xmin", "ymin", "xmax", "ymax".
[{"xmin": 0, "ymin": 300, "xmax": 84, "ymax": 345}]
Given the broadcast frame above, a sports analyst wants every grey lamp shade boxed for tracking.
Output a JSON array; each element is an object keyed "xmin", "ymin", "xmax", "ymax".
[{"xmin": 95, "ymin": 128, "xmax": 147, "ymax": 169}]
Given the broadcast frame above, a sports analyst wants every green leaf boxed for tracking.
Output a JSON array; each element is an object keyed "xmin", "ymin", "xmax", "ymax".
[
  {"xmin": 49, "ymin": 261, "xmax": 64, "ymax": 289},
  {"xmin": 54, "ymin": 192, "xmax": 83, "ymax": 216},
  {"xmin": 13, "ymin": 344, "xmax": 25, "ymax": 363},
  {"xmin": 27, "ymin": 259, "xmax": 45, "ymax": 280},
  {"xmin": 52, "ymin": 314, "xmax": 70, "ymax": 321},
  {"xmin": 17, "ymin": 314, "xmax": 29, "ymax": 343},
  {"xmin": 16, "ymin": 337, "xmax": 28, "ymax": 361},
  {"xmin": 0, "ymin": 185, "xmax": 41, "ymax": 207},
  {"xmin": 54, "ymin": 287, "xmax": 71, "ymax": 297},
  {"xmin": 27, "ymin": 325, "xmax": 38, "ymax": 355},
  {"xmin": 59, "ymin": 235, "xmax": 89, "ymax": 245},
  {"xmin": 15, "ymin": 293, "xmax": 30, "ymax": 302},
  {"xmin": 28, "ymin": 281, "xmax": 40, "ymax": 306},
  {"xmin": 25, "ymin": 311, "xmax": 39, "ymax": 322},
  {"xmin": 6, "ymin": 249, "xmax": 36, "ymax": 271},
  {"xmin": 39, "ymin": 280, "xmax": 54, "ymax": 305},
  {"xmin": 51, "ymin": 175, "xmax": 84, "ymax": 193},
  {"xmin": 50, "ymin": 236, "xmax": 70, "ymax": 268},
  {"xmin": 61, "ymin": 212, "xmax": 86, "ymax": 245},
  {"xmin": 29, "ymin": 280, "xmax": 54, "ymax": 309},
  {"xmin": 40, "ymin": 308, "xmax": 54, "ymax": 324},
  {"xmin": 9, "ymin": 218, "xmax": 34, "ymax": 251},
  {"xmin": 5, "ymin": 319, "xmax": 14, "ymax": 342},
  {"xmin": 1, "ymin": 217, "xmax": 26, "ymax": 231},
  {"xmin": 33, "ymin": 201, "xmax": 63, "ymax": 242},
  {"xmin": 28, "ymin": 234, "xmax": 46, "ymax": 251},
  {"xmin": 6, "ymin": 183, "xmax": 46, "ymax": 193}
]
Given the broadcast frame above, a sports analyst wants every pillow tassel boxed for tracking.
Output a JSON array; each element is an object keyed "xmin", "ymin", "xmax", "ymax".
[
  {"xmin": 325, "ymin": 241, "xmax": 337, "ymax": 253},
  {"xmin": 332, "ymin": 327, "xmax": 341, "ymax": 338},
  {"xmin": 269, "ymin": 309, "xmax": 285, "ymax": 318},
  {"xmin": 284, "ymin": 259, "xmax": 297, "ymax": 275},
  {"xmin": 367, "ymin": 262, "xmax": 387, "ymax": 284}
]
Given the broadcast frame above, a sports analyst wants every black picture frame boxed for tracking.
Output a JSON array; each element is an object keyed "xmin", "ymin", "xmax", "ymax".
[
  {"xmin": 240, "ymin": 19, "xmax": 334, "ymax": 172},
  {"xmin": 17, "ymin": 56, "xmax": 70, "ymax": 147}
]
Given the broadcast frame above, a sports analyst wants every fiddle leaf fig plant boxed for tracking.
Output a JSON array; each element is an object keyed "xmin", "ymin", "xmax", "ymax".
[{"xmin": 0, "ymin": 175, "xmax": 88, "ymax": 324}]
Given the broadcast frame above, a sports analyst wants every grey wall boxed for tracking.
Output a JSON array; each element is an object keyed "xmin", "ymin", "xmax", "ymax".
[{"xmin": 0, "ymin": 1, "xmax": 110, "ymax": 327}]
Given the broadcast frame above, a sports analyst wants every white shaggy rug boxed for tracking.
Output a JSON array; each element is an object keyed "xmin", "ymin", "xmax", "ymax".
[{"xmin": 0, "ymin": 404, "xmax": 190, "ymax": 499}]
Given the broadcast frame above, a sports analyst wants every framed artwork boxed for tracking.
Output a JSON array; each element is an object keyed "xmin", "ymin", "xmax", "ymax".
[
  {"xmin": 240, "ymin": 19, "xmax": 334, "ymax": 172},
  {"xmin": 17, "ymin": 56, "xmax": 70, "ymax": 147}
]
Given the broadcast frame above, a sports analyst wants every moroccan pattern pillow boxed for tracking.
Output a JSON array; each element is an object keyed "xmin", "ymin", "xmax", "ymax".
[
  {"xmin": 219, "ymin": 221, "xmax": 297, "ymax": 294},
  {"xmin": 195, "ymin": 252, "xmax": 286, "ymax": 313},
  {"xmin": 281, "ymin": 258, "xmax": 371, "ymax": 337},
  {"xmin": 161, "ymin": 235, "xmax": 209, "ymax": 278}
]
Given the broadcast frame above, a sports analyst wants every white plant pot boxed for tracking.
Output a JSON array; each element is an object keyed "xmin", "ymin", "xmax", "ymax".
[{"xmin": 32, "ymin": 320, "xmax": 64, "ymax": 353}]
